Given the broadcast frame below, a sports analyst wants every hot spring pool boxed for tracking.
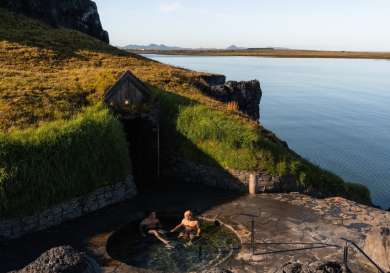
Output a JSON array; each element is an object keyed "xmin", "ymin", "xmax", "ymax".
[{"xmin": 107, "ymin": 217, "xmax": 240, "ymax": 273}]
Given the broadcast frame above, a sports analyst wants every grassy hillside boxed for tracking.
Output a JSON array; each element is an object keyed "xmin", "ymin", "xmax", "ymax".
[
  {"xmin": 0, "ymin": 8, "xmax": 217, "ymax": 131},
  {"xmin": 0, "ymin": 8, "xmax": 371, "ymax": 212}
]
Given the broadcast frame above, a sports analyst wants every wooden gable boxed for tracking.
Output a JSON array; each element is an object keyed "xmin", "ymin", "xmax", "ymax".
[{"xmin": 103, "ymin": 71, "xmax": 151, "ymax": 110}]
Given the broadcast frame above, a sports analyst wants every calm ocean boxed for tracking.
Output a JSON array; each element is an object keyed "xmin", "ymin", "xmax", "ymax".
[{"xmin": 146, "ymin": 55, "xmax": 390, "ymax": 208}]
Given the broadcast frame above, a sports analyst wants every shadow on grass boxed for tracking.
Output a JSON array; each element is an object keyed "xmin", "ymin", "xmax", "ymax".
[{"xmin": 0, "ymin": 92, "xmax": 247, "ymax": 273}]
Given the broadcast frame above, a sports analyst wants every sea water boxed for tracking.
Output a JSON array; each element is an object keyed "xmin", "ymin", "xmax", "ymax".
[{"xmin": 146, "ymin": 55, "xmax": 390, "ymax": 209}]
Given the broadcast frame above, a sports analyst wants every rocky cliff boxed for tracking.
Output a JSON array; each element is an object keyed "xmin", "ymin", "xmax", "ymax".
[
  {"xmin": 0, "ymin": 0, "xmax": 109, "ymax": 43},
  {"xmin": 196, "ymin": 76, "xmax": 262, "ymax": 121},
  {"xmin": 200, "ymin": 74, "xmax": 227, "ymax": 86}
]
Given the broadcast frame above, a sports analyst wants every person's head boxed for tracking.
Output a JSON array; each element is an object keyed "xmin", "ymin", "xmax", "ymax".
[
  {"xmin": 184, "ymin": 210, "xmax": 192, "ymax": 220},
  {"xmin": 146, "ymin": 211, "xmax": 156, "ymax": 219}
]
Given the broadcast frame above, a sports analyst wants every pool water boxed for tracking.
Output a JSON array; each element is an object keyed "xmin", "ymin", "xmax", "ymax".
[{"xmin": 107, "ymin": 218, "xmax": 240, "ymax": 273}]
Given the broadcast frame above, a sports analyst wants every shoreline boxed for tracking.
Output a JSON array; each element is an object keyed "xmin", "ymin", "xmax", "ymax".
[
  {"xmin": 128, "ymin": 49, "xmax": 390, "ymax": 60},
  {"xmin": 144, "ymin": 53, "xmax": 390, "ymax": 210}
]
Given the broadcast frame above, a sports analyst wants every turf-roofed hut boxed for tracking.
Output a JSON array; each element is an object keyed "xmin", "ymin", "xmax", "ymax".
[
  {"xmin": 104, "ymin": 71, "xmax": 160, "ymax": 191},
  {"xmin": 104, "ymin": 70, "xmax": 153, "ymax": 115}
]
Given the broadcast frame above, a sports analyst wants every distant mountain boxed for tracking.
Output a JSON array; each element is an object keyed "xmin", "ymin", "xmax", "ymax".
[
  {"xmin": 123, "ymin": 44, "xmax": 250, "ymax": 51},
  {"xmin": 247, "ymin": 47, "xmax": 290, "ymax": 50},
  {"xmin": 226, "ymin": 45, "xmax": 247, "ymax": 50},
  {"xmin": 122, "ymin": 44, "xmax": 186, "ymax": 50}
]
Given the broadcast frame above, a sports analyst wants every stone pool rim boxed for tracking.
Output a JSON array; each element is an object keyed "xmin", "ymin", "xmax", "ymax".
[{"xmin": 96, "ymin": 215, "xmax": 243, "ymax": 273}]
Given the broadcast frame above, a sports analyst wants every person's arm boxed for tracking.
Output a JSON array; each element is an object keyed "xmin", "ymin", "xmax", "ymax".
[
  {"xmin": 139, "ymin": 221, "xmax": 147, "ymax": 237},
  {"xmin": 196, "ymin": 221, "xmax": 201, "ymax": 236},
  {"xmin": 170, "ymin": 221, "xmax": 183, "ymax": 233}
]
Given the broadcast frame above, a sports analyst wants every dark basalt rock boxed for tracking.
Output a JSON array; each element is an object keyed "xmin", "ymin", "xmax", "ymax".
[
  {"xmin": 281, "ymin": 262, "xmax": 308, "ymax": 273},
  {"xmin": 0, "ymin": 0, "xmax": 109, "ymax": 43},
  {"xmin": 279, "ymin": 261, "xmax": 343, "ymax": 273},
  {"xmin": 200, "ymin": 74, "xmax": 227, "ymax": 86},
  {"xmin": 10, "ymin": 245, "xmax": 100, "ymax": 273},
  {"xmin": 194, "ymin": 76, "xmax": 262, "ymax": 121},
  {"xmin": 224, "ymin": 80, "xmax": 262, "ymax": 120},
  {"xmin": 315, "ymin": 261, "xmax": 343, "ymax": 273}
]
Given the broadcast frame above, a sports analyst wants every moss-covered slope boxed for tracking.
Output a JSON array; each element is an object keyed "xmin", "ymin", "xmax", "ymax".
[{"xmin": 0, "ymin": 8, "xmax": 371, "ymax": 211}]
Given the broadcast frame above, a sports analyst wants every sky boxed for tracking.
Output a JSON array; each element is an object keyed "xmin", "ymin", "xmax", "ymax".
[{"xmin": 93, "ymin": 0, "xmax": 390, "ymax": 52}]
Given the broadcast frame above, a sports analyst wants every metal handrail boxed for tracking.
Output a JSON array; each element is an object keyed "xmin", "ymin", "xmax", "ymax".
[
  {"xmin": 193, "ymin": 214, "xmax": 388, "ymax": 273},
  {"xmin": 250, "ymin": 241, "xmax": 340, "ymax": 255},
  {"xmin": 253, "ymin": 244, "xmax": 339, "ymax": 255},
  {"xmin": 196, "ymin": 236, "xmax": 387, "ymax": 273},
  {"xmin": 341, "ymin": 238, "xmax": 387, "ymax": 273}
]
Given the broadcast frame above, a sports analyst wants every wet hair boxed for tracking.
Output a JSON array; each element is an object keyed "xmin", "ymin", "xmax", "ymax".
[
  {"xmin": 184, "ymin": 210, "xmax": 192, "ymax": 218},
  {"xmin": 145, "ymin": 210, "xmax": 155, "ymax": 217}
]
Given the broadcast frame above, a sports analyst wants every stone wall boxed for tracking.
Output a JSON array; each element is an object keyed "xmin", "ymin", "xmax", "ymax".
[
  {"xmin": 0, "ymin": 175, "xmax": 137, "ymax": 241},
  {"xmin": 170, "ymin": 159, "xmax": 297, "ymax": 193}
]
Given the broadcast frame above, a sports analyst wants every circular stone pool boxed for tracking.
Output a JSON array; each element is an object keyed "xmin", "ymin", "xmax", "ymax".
[{"xmin": 107, "ymin": 216, "xmax": 240, "ymax": 273}]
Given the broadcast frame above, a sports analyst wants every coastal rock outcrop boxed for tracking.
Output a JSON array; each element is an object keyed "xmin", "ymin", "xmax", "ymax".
[
  {"xmin": 0, "ymin": 0, "xmax": 109, "ymax": 43},
  {"xmin": 200, "ymin": 74, "xmax": 227, "ymax": 86},
  {"xmin": 212, "ymin": 80, "xmax": 262, "ymax": 121},
  {"xmin": 195, "ymin": 76, "xmax": 262, "ymax": 121},
  {"xmin": 10, "ymin": 246, "xmax": 100, "ymax": 273}
]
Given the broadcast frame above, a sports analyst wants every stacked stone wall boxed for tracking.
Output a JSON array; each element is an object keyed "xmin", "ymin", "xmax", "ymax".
[
  {"xmin": 0, "ymin": 176, "xmax": 137, "ymax": 241},
  {"xmin": 170, "ymin": 159, "xmax": 297, "ymax": 193}
]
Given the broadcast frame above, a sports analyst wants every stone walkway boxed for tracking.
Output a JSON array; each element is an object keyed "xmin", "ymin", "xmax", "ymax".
[
  {"xmin": 202, "ymin": 193, "xmax": 389, "ymax": 273},
  {"xmin": 1, "ymin": 183, "xmax": 389, "ymax": 273}
]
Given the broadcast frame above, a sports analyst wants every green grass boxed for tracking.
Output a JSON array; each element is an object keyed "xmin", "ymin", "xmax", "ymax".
[
  {"xmin": 157, "ymin": 90, "xmax": 371, "ymax": 204},
  {"xmin": 0, "ymin": 7, "xmax": 372, "ymax": 216},
  {"xmin": 176, "ymin": 104, "xmax": 259, "ymax": 170},
  {"xmin": 0, "ymin": 104, "xmax": 130, "ymax": 217},
  {"xmin": 0, "ymin": 8, "xmax": 204, "ymax": 131}
]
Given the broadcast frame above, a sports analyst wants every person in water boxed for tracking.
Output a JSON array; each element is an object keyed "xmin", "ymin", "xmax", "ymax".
[
  {"xmin": 170, "ymin": 210, "xmax": 201, "ymax": 243},
  {"xmin": 139, "ymin": 211, "xmax": 172, "ymax": 248}
]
